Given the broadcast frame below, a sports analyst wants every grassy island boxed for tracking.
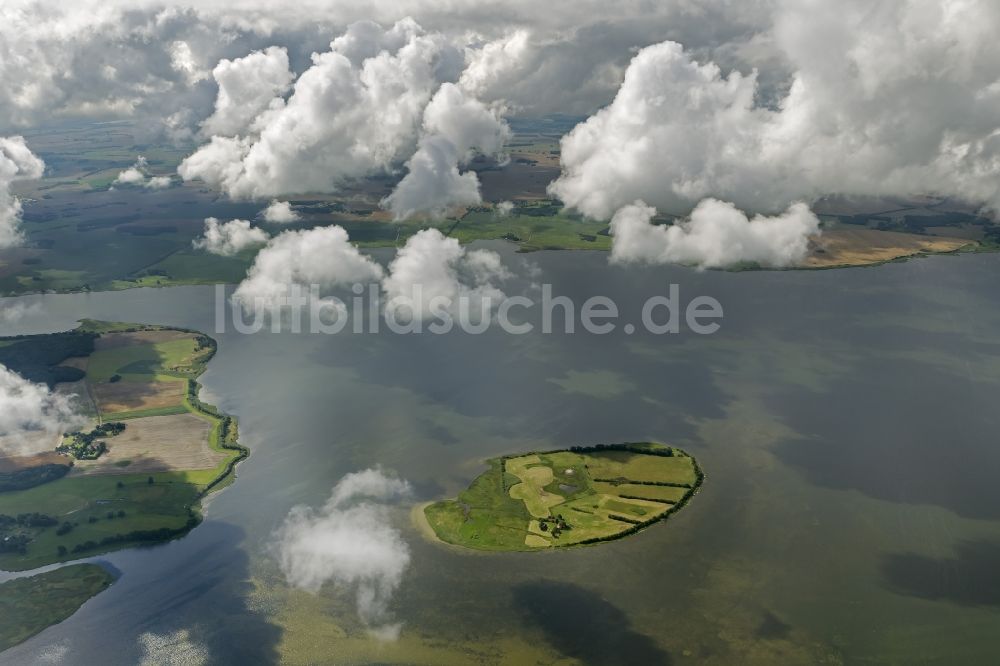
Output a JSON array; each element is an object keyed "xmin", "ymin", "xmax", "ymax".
[
  {"xmin": 0, "ymin": 320, "xmax": 247, "ymax": 572},
  {"xmin": 0, "ymin": 564, "xmax": 115, "ymax": 651},
  {"xmin": 422, "ymin": 443, "xmax": 703, "ymax": 551}
]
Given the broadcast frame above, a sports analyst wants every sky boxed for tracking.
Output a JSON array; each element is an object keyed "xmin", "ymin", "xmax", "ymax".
[
  {"xmin": 3, "ymin": 0, "xmax": 1000, "ymax": 425},
  {"xmin": 3, "ymin": 1, "xmax": 999, "ymax": 218},
  {"xmin": 4, "ymin": 0, "xmax": 1000, "ymax": 434}
]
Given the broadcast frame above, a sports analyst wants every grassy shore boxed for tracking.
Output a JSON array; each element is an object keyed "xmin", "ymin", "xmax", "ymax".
[{"xmin": 0, "ymin": 564, "xmax": 115, "ymax": 651}]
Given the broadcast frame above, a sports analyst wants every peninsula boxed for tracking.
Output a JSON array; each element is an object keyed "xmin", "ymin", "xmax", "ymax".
[{"xmin": 0, "ymin": 320, "xmax": 246, "ymax": 572}]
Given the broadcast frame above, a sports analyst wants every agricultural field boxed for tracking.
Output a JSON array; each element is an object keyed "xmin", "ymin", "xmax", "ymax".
[
  {"xmin": 422, "ymin": 443, "xmax": 703, "ymax": 551},
  {"xmin": 71, "ymin": 413, "xmax": 224, "ymax": 476},
  {"xmin": 0, "ymin": 564, "xmax": 115, "ymax": 651},
  {"xmin": 0, "ymin": 321, "xmax": 245, "ymax": 571},
  {"xmin": 804, "ymin": 226, "xmax": 972, "ymax": 268}
]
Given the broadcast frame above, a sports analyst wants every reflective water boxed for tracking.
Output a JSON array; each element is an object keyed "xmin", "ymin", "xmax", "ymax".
[{"xmin": 2, "ymin": 247, "xmax": 999, "ymax": 664}]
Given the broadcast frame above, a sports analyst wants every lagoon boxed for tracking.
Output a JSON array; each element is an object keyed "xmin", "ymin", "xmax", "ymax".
[{"xmin": 2, "ymin": 246, "xmax": 1000, "ymax": 664}]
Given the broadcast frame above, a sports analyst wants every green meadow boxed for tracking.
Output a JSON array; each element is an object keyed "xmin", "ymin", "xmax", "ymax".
[
  {"xmin": 0, "ymin": 564, "xmax": 115, "ymax": 651},
  {"xmin": 0, "ymin": 321, "xmax": 246, "ymax": 571},
  {"xmin": 423, "ymin": 443, "xmax": 703, "ymax": 551}
]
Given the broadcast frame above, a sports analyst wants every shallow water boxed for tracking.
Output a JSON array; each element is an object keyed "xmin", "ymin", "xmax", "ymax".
[{"xmin": 2, "ymin": 247, "xmax": 999, "ymax": 664}]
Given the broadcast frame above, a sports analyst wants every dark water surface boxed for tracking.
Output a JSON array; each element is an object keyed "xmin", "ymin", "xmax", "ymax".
[{"xmin": 2, "ymin": 248, "xmax": 999, "ymax": 664}]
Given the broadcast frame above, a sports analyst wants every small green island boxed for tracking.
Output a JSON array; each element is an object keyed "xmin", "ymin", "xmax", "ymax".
[
  {"xmin": 0, "ymin": 564, "xmax": 115, "ymax": 652},
  {"xmin": 421, "ymin": 443, "xmax": 703, "ymax": 551}
]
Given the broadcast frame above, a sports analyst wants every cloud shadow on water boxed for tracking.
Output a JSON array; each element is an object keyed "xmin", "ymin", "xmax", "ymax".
[
  {"xmin": 512, "ymin": 580, "xmax": 672, "ymax": 665},
  {"xmin": 769, "ymin": 356, "xmax": 1000, "ymax": 521},
  {"xmin": 880, "ymin": 539, "xmax": 1000, "ymax": 608}
]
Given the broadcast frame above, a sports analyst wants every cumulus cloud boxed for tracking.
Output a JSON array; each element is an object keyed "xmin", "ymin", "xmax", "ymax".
[
  {"xmin": 260, "ymin": 200, "xmax": 300, "ymax": 223},
  {"xmin": 179, "ymin": 19, "xmax": 465, "ymax": 199},
  {"xmin": 146, "ymin": 176, "xmax": 172, "ymax": 189},
  {"xmin": 232, "ymin": 225, "xmax": 383, "ymax": 311},
  {"xmin": 495, "ymin": 200, "xmax": 514, "ymax": 217},
  {"xmin": 382, "ymin": 228, "xmax": 510, "ymax": 321},
  {"xmin": 0, "ymin": 364, "xmax": 85, "ymax": 456},
  {"xmin": 458, "ymin": 30, "xmax": 533, "ymax": 100},
  {"xmin": 113, "ymin": 156, "xmax": 172, "ymax": 189},
  {"xmin": 274, "ymin": 468, "xmax": 412, "ymax": 639},
  {"xmin": 0, "ymin": 301, "xmax": 43, "ymax": 324},
  {"xmin": 169, "ymin": 40, "xmax": 210, "ymax": 86},
  {"xmin": 0, "ymin": 2, "xmax": 772, "ymax": 136},
  {"xmin": 552, "ymin": 2, "xmax": 1000, "ymax": 218},
  {"xmin": 200, "ymin": 46, "xmax": 294, "ymax": 137},
  {"xmin": 192, "ymin": 217, "xmax": 269, "ymax": 256},
  {"xmin": 382, "ymin": 82, "xmax": 510, "ymax": 219},
  {"xmin": 609, "ymin": 199, "xmax": 819, "ymax": 268},
  {"xmin": 0, "ymin": 5, "xmax": 773, "ymax": 198},
  {"xmin": 0, "ymin": 136, "xmax": 44, "ymax": 249},
  {"xmin": 113, "ymin": 159, "xmax": 147, "ymax": 186}
]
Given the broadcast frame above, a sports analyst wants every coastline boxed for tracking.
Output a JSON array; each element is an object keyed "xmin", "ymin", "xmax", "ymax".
[
  {"xmin": 410, "ymin": 501, "xmax": 439, "ymax": 544},
  {"xmin": 1, "ymin": 237, "xmax": 992, "ymax": 299},
  {"xmin": 420, "ymin": 444, "xmax": 705, "ymax": 553},
  {"xmin": 0, "ymin": 322, "xmax": 247, "ymax": 572}
]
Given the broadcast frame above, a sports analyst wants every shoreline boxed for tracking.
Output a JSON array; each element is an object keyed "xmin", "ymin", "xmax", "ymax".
[
  {"xmin": 0, "ymin": 322, "xmax": 246, "ymax": 572},
  {"xmin": 408, "ymin": 501, "xmax": 519, "ymax": 557},
  {"xmin": 1, "ymin": 238, "xmax": 993, "ymax": 299},
  {"xmin": 409, "ymin": 502, "xmax": 439, "ymax": 544},
  {"xmin": 419, "ymin": 444, "xmax": 705, "ymax": 554}
]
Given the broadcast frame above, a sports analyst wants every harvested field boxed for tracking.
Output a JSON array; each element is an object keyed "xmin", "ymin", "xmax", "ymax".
[
  {"xmin": 0, "ymin": 451, "xmax": 71, "ymax": 473},
  {"xmin": 804, "ymin": 228, "xmax": 970, "ymax": 267},
  {"xmin": 92, "ymin": 379, "xmax": 186, "ymax": 414},
  {"xmin": 71, "ymin": 413, "xmax": 224, "ymax": 475},
  {"xmin": 94, "ymin": 329, "xmax": 192, "ymax": 350}
]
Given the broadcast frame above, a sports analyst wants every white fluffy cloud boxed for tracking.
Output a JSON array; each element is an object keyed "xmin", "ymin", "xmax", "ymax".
[
  {"xmin": 0, "ymin": 301, "xmax": 42, "ymax": 324},
  {"xmin": 232, "ymin": 225, "xmax": 383, "ymax": 311},
  {"xmin": 192, "ymin": 218, "xmax": 269, "ymax": 256},
  {"xmin": 0, "ymin": 2, "xmax": 769, "ymax": 135},
  {"xmin": 382, "ymin": 82, "xmax": 510, "ymax": 219},
  {"xmin": 0, "ymin": 364, "xmax": 85, "ymax": 456},
  {"xmin": 457, "ymin": 30, "xmax": 533, "ymax": 100},
  {"xmin": 169, "ymin": 40, "xmax": 210, "ymax": 86},
  {"xmin": 495, "ymin": 200, "xmax": 514, "ymax": 217},
  {"xmin": 113, "ymin": 156, "xmax": 172, "ymax": 189},
  {"xmin": 260, "ymin": 200, "xmax": 300, "ymax": 223},
  {"xmin": 0, "ymin": 136, "xmax": 44, "ymax": 249},
  {"xmin": 147, "ymin": 176, "xmax": 172, "ymax": 189},
  {"xmin": 610, "ymin": 199, "xmax": 819, "ymax": 268},
  {"xmin": 200, "ymin": 46, "xmax": 294, "ymax": 137},
  {"xmin": 114, "ymin": 161, "xmax": 147, "ymax": 186},
  {"xmin": 179, "ymin": 19, "xmax": 465, "ymax": 200},
  {"xmin": 274, "ymin": 468, "xmax": 412, "ymax": 639},
  {"xmin": 552, "ymin": 1, "xmax": 1000, "ymax": 218},
  {"xmin": 382, "ymin": 228, "xmax": 510, "ymax": 321}
]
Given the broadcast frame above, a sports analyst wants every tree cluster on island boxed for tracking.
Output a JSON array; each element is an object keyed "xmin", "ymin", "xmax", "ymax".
[
  {"xmin": 538, "ymin": 513, "xmax": 571, "ymax": 538},
  {"xmin": 57, "ymin": 422, "xmax": 126, "ymax": 460}
]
